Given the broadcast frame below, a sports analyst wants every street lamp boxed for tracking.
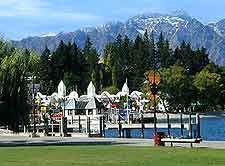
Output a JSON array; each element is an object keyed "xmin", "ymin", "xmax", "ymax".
[
  {"xmin": 148, "ymin": 72, "xmax": 160, "ymax": 138},
  {"xmin": 31, "ymin": 75, "xmax": 38, "ymax": 137},
  {"xmin": 148, "ymin": 35, "xmax": 160, "ymax": 144}
]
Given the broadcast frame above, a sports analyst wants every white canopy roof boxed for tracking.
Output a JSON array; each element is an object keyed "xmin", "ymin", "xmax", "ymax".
[
  {"xmin": 87, "ymin": 81, "xmax": 96, "ymax": 97},
  {"xmin": 130, "ymin": 91, "xmax": 143, "ymax": 99},
  {"xmin": 116, "ymin": 91, "xmax": 127, "ymax": 97},
  {"xmin": 68, "ymin": 91, "xmax": 79, "ymax": 99},
  {"xmin": 116, "ymin": 79, "xmax": 129, "ymax": 97},
  {"xmin": 36, "ymin": 92, "xmax": 46, "ymax": 100},
  {"xmin": 50, "ymin": 92, "xmax": 59, "ymax": 104},
  {"xmin": 58, "ymin": 80, "xmax": 66, "ymax": 98},
  {"xmin": 122, "ymin": 80, "xmax": 129, "ymax": 95},
  {"xmin": 101, "ymin": 91, "xmax": 111, "ymax": 98}
]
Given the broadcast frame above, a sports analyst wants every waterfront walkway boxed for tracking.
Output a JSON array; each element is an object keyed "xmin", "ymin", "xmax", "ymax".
[
  {"xmin": 0, "ymin": 136, "xmax": 225, "ymax": 149},
  {"xmin": 0, "ymin": 136, "xmax": 150, "ymax": 147}
]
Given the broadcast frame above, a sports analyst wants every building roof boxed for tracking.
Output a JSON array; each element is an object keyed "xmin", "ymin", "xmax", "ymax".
[
  {"xmin": 64, "ymin": 96, "xmax": 103, "ymax": 110},
  {"xmin": 75, "ymin": 101, "xmax": 89, "ymax": 110},
  {"xmin": 65, "ymin": 99, "xmax": 76, "ymax": 110}
]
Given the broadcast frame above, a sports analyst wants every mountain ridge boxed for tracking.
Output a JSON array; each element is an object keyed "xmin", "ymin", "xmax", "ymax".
[{"xmin": 12, "ymin": 12, "xmax": 225, "ymax": 65}]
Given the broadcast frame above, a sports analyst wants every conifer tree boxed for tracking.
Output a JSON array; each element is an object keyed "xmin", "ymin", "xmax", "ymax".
[
  {"xmin": 39, "ymin": 46, "xmax": 51, "ymax": 94},
  {"xmin": 157, "ymin": 32, "xmax": 172, "ymax": 68},
  {"xmin": 129, "ymin": 35, "xmax": 146, "ymax": 90},
  {"xmin": 83, "ymin": 37, "xmax": 99, "ymax": 89}
]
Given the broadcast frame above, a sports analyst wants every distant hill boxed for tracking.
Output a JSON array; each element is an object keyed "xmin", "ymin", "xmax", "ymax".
[{"xmin": 12, "ymin": 11, "xmax": 225, "ymax": 65}]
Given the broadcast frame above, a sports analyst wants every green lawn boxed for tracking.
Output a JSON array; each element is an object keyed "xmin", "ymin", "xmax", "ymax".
[{"xmin": 0, "ymin": 145, "xmax": 225, "ymax": 166}]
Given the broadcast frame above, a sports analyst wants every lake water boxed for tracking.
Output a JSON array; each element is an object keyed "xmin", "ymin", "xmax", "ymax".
[{"xmin": 105, "ymin": 116, "xmax": 225, "ymax": 141}]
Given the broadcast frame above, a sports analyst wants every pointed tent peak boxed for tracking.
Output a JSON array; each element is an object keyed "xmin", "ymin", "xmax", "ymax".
[
  {"xmin": 58, "ymin": 80, "xmax": 65, "ymax": 86},
  {"xmin": 58, "ymin": 80, "xmax": 66, "ymax": 98},
  {"xmin": 122, "ymin": 80, "xmax": 129, "ymax": 95},
  {"xmin": 68, "ymin": 91, "xmax": 79, "ymax": 99},
  {"xmin": 87, "ymin": 81, "xmax": 96, "ymax": 97},
  {"xmin": 130, "ymin": 91, "xmax": 143, "ymax": 99},
  {"xmin": 88, "ymin": 81, "xmax": 94, "ymax": 86},
  {"xmin": 50, "ymin": 92, "xmax": 59, "ymax": 104},
  {"xmin": 101, "ymin": 91, "xmax": 111, "ymax": 98},
  {"xmin": 36, "ymin": 92, "xmax": 45, "ymax": 99}
]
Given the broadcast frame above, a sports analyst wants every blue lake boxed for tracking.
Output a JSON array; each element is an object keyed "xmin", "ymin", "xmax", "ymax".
[{"xmin": 105, "ymin": 116, "xmax": 225, "ymax": 141}]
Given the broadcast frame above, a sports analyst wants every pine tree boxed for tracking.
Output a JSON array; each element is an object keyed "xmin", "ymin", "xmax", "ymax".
[
  {"xmin": 129, "ymin": 35, "xmax": 146, "ymax": 90},
  {"xmin": 192, "ymin": 47, "xmax": 210, "ymax": 74},
  {"xmin": 49, "ymin": 40, "xmax": 68, "ymax": 93},
  {"xmin": 112, "ymin": 65, "xmax": 118, "ymax": 87},
  {"xmin": 142, "ymin": 30, "xmax": 156, "ymax": 71},
  {"xmin": 63, "ymin": 42, "xmax": 80, "ymax": 92},
  {"xmin": 54, "ymin": 40, "xmax": 67, "ymax": 80},
  {"xmin": 116, "ymin": 34, "xmax": 127, "ymax": 88},
  {"xmin": 157, "ymin": 32, "xmax": 164, "ymax": 66},
  {"xmin": 83, "ymin": 37, "xmax": 99, "ymax": 89},
  {"xmin": 39, "ymin": 46, "xmax": 51, "ymax": 93},
  {"xmin": 143, "ymin": 30, "xmax": 151, "ymax": 71}
]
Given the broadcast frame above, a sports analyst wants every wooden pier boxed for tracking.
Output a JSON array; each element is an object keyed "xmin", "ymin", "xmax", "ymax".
[{"xmin": 106, "ymin": 123, "xmax": 194, "ymax": 130}]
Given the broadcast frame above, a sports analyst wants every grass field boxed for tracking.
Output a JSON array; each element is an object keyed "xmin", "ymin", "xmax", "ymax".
[{"xmin": 0, "ymin": 145, "xmax": 225, "ymax": 166}]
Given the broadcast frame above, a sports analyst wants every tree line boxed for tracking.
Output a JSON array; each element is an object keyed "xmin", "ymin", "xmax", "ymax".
[
  {"xmin": 0, "ymin": 30, "xmax": 225, "ymax": 131},
  {"xmin": 39, "ymin": 37, "xmax": 102, "ymax": 95}
]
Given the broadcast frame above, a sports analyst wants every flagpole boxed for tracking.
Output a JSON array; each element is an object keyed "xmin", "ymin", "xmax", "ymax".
[{"xmin": 126, "ymin": 78, "xmax": 129, "ymax": 124}]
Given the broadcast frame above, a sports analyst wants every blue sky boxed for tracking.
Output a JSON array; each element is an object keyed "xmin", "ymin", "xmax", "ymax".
[{"xmin": 1, "ymin": 0, "xmax": 225, "ymax": 40}]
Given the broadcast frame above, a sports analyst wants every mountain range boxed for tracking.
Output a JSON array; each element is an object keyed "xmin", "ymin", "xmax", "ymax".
[{"xmin": 12, "ymin": 11, "xmax": 225, "ymax": 65}]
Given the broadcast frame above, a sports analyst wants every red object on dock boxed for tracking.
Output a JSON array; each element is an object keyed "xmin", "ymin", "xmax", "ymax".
[
  {"xmin": 111, "ymin": 104, "xmax": 119, "ymax": 108},
  {"xmin": 154, "ymin": 133, "xmax": 160, "ymax": 145},
  {"xmin": 154, "ymin": 132, "xmax": 166, "ymax": 146},
  {"xmin": 52, "ymin": 112, "xmax": 63, "ymax": 120}
]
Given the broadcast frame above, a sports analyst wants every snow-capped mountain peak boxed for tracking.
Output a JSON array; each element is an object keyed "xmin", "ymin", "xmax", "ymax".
[
  {"xmin": 12, "ymin": 11, "xmax": 225, "ymax": 65},
  {"xmin": 40, "ymin": 32, "xmax": 58, "ymax": 37}
]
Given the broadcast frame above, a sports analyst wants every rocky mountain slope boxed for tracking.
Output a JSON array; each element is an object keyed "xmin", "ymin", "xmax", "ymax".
[{"xmin": 12, "ymin": 11, "xmax": 225, "ymax": 65}]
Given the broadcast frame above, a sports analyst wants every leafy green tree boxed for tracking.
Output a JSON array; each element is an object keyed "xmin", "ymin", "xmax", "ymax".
[
  {"xmin": 0, "ymin": 48, "xmax": 39, "ymax": 131},
  {"xmin": 193, "ymin": 64, "xmax": 224, "ymax": 112},
  {"xmin": 103, "ymin": 34, "xmax": 128, "ymax": 89},
  {"xmin": 159, "ymin": 65, "xmax": 194, "ymax": 112},
  {"xmin": 0, "ymin": 40, "xmax": 14, "ymax": 61},
  {"xmin": 103, "ymin": 43, "xmax": 114, "ymax": 87}
]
